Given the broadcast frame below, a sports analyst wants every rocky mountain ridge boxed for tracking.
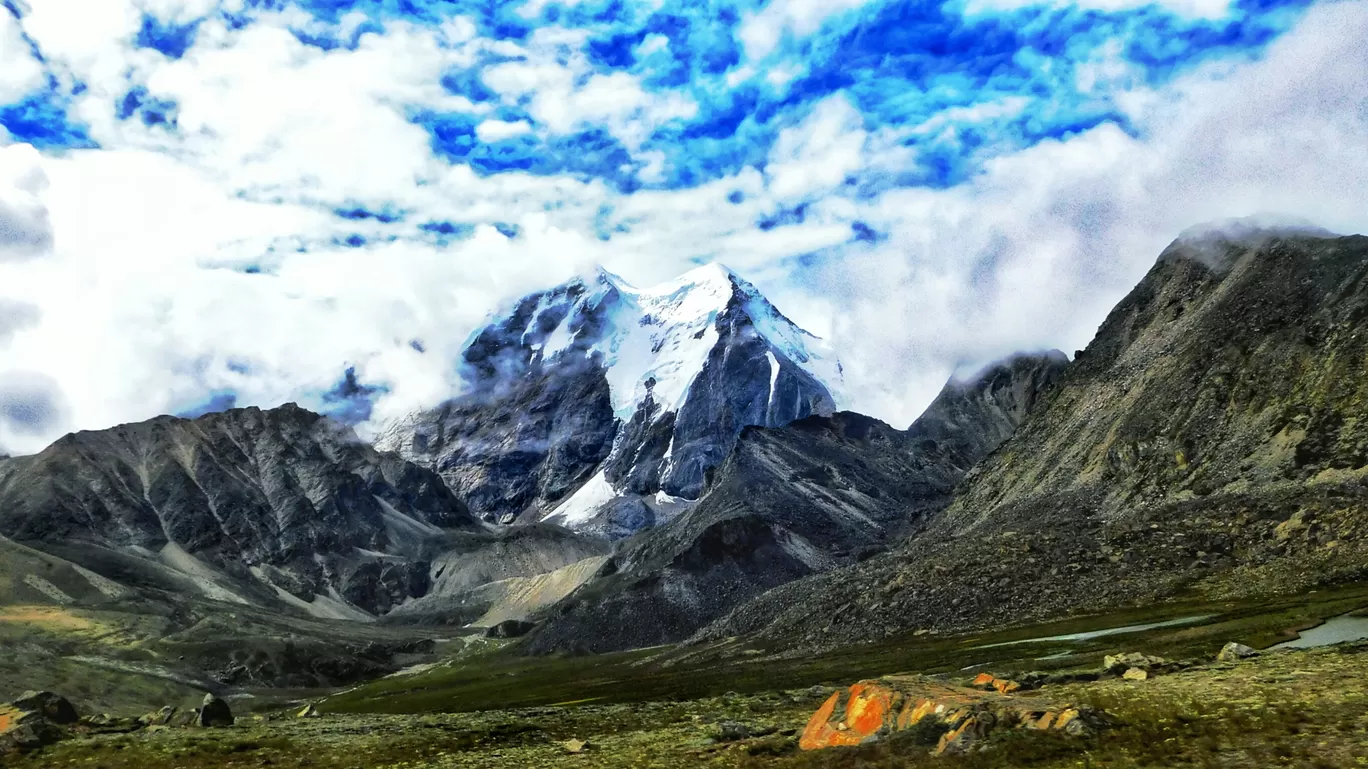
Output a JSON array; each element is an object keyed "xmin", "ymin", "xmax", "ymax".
[
  {"xmin": 523, "ymin": 351, "xmax": 1068, "ymax": 654},
  {"xmin": 697, "ymin": 228, "xmax": 1368, "ymax": 652},
  {"xmin": 0, "ymin": 403, "xmax": 476, "ymax": 617}
]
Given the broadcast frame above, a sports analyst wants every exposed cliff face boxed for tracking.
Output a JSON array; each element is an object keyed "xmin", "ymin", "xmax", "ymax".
[
  {"xmin": 699, "ymin": 229, "xmax": 1368, "ymax": 652},
  {"xmin": 524, "ymin": 352, "xmax": 1067, "ymax": 653},
  {"xmin": 379, "ymin": 264, "xmax": 841, "ymax": 535},
  {"xmin": 0, "ymin": 404, "xmax": 476, "ymax": 615},
  {"xmin": 906, "ymin": 351, "xmax": 1069, "ymax": 475}
]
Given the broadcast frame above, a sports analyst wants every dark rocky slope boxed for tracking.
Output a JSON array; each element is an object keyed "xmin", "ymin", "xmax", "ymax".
[
  {"xmin": 0, "ymin": 404, "xmax": 477, "ymax": 616},
  {"xmin": 699, "ymin": 228, "xmax": 1368, "ymax": 652},
  {"xmin": 374, "ymin": 279, "xmax": 620, "ymax": 524},
  {"xmin": 524, "ymin": 353, "xmax": 1067, "ymax": 654}
]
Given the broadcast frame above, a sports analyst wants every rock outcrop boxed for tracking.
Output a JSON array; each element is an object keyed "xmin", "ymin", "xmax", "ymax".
[
  {"xmin": 0, "ymin": 692, "xmax": 77, "ymax": 754},
  {"xmin": 799, "ymin": 676, "xmax": 1105, "ymax": 755}
]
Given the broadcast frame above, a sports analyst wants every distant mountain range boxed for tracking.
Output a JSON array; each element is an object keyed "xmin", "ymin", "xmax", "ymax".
[{"xmin": 2, "ymin": 223, "xmax": 1367, "ymax": 682}]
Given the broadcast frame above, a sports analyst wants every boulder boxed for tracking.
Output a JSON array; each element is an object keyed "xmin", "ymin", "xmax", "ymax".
[
  {"xmin": 799, "ymin": 675, "xmax": 1107, "ymax": 756},
  {"xmin": 969, "ymin": 673, "xmax": 1022, "ymax": 694},
  {"xmin": 0, "ymin": 704, "xmax": 65, "ymax": 754},
  {"xmin": 1217, "ymin": 642, "xmax": 1258, "ymax": 663},
  {"xmin": 1122, "ymin": 668, "xmax": 1149, "ymax": 681},
  {"xmin": 1102, "ymin": 653, "xmax": 1167, "ymax": 676},
  {"xmin": 197, "ymin": 695, "xmax": 234, "ymax": 728},
  {"xmin": 140, "ymin": 706, "xmax": 177, "ymax": 727},
  {"xmin": 11, "ymin": 691, "xmax": 78, "ymax": 724},
  {"xmin": 79, "ymin": 713, "xmax": 141, "ymax": 734},
  {"xmin": 563, "ymin": 738, "xmax": 593, "ymax": 753},
  {"xmin": 485, "ymin": 619, "xmax": 536, "ymax": 639}
]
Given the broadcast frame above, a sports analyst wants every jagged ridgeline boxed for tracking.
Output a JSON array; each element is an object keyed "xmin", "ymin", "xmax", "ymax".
[{"xmin": 699, "ymin": 228, "xmax": 1368, "ymax": 652}]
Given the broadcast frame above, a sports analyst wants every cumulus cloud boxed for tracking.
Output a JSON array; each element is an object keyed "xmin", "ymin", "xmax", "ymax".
[
  {"xmin": 0, "ymin": 0, "xmax": 1362, "ymax": 454},
  {"xmin": 806, "ymin": 0, "xmax": 1368, "ymax": 423},
  {"xmin": 0, "ymin": 143, "xmax": 53, "ymax": 261},
  {"xmin": 740, "ymin": 0, "xmax": 878, "ymax": 60}
]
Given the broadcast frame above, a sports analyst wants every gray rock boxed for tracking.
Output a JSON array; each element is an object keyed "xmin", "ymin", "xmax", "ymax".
[
  {"xmin": 715, "ymin": 721, "xmax": 752, "ymax": 742},
  {"xmin": 197, "ymin": 695, "xmax": 233, "ymax": 728},
  {"xmin": 139, "ymin": 706, "xmax": 177, "ymax": 727},
  {"xmin": 11, "ymin": 691, "xmax": 77, "ymax": 724},
  {"xmin": 1217, "ymin": 642, "xmax": 1258, "ymax": 663},
  {"xmin": 1103, "ymin": 653, "xmax": 1168, "ymax": 676},
  {"xmin": 485, "ymin": 619, "xmax": 536, "ymax": 639}
]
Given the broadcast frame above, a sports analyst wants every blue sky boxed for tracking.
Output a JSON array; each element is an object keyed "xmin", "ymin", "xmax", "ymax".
[{"xmin": 0, "ymin": 0, "xmax": 1365, "ymax": 451}]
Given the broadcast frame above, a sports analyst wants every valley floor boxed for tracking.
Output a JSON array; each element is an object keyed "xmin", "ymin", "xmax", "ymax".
[
  {"xmin": 10, "ymin": 641, "xmax": 1368, "ymax": 768},
  {"xmin": 10, "ymin": 586, "xmax": 1368, "ymax": 768}
]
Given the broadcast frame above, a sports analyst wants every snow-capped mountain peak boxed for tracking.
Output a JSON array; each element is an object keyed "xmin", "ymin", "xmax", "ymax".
[
  {"xmin": 379, "ymin": 263, "xmax": 843, "ymax": 536},
  {"xmin": 531, "ymin": 263, "xmax": 843, "ymax": 421}
]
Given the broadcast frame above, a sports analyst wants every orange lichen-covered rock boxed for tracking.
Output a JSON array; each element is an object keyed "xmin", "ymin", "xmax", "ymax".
[
  {"xmin": 969, "ymin": 673, "xmax": 1023, "ymax": 695},
  {"xmin": 0, "ymin": 704, "xmax": 65, "ymax": 754},
  {"xmin": 799, "ymin": 675, "xmax": 1106, "ymax": 756}
]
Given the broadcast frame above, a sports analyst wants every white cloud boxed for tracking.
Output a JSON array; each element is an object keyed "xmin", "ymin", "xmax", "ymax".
[
  {"xmin": 801, "ymin": 0, "xmax": 1368, "ymax": 424},
  {"xmin": 0, "ymin": 143, "xmax": 53, "ymax": 261},
  {"xmin": 0, "ymin": 11, "xmax": 46, "ymax": 105},
  {"xmin": 960, "ymin": 0, "xmax": 1234, "ymax": 19},
  {"xmin": 475, "ymin": 118, "xmax": 533, "ymax": 142},
  {"xmin": 485, "ymin": 52, "xmax": 696, "ymax": 150},
  {"xmin": 739, "ymin": 0, "xmax": 876, "ymax": 60},
  {"xmin": 765, "ymin": 95, "xmax": 913, "ymax": 201},
  {"xmin": 910, "ymin": 97, "xmax": 1031, "ymax": 137}
]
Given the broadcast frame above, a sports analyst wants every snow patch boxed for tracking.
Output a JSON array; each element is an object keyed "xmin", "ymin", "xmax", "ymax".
[
  {"xmin": 542, "ymin": 470, "xmax": 616, "ymax": 527},
  {"xmin": 765, "ymin": 350, "xmax": 780, "ymax": 418}
]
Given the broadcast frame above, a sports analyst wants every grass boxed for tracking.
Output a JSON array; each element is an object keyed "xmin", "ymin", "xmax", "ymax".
[
  {"xmin": 19, "ymin": 641, "xmax": 1368, "ymax": 769},
  {"xmin": 322, "ymin": 584, "xmax": 1368, "ymax": 716},
  {"xmin": 12, "ymin": 584, "xmax": 1368, "ymax": 768}
]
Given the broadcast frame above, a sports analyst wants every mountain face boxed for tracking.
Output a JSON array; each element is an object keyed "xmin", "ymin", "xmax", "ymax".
[
  {"xmin": 0, "ymin": 404, "xmax": 477, "ymax": 616},
  {"xmin": 377, "ymin": 264, "xmax": 842, "ymax": 536},
  {"xmin": 523, "ymin": 352, "xmax": 1068, "ymax": 654},
  {"xmin": 699, "ymin": 229, "xmax": 1368, "ymax": 652},
  {"xmin": 906, "ymin": 351, "xmax": 1069, "ymax": 467}
]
